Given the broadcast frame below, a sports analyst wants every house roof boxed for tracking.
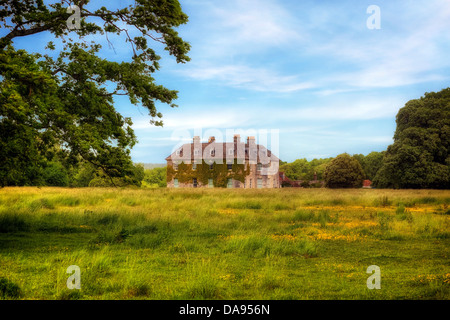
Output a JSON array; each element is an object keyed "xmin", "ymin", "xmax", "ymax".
[{"xmin": 165, "ymin": 136, "xmax": 279, "ymax": 164}]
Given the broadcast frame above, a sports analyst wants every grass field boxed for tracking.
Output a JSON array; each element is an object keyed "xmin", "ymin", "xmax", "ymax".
[{"xmin": 0, "ymin": 187, "xmax": 449, "ymax": 300}]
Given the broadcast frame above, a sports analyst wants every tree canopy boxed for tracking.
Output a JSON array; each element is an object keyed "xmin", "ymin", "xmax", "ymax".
[
  {"xmin": 0, "ymin": 0, "xmax": 190, "ymax": 186},
  {"xmin": 143, "ymin": 166, "xmax": 166, "ymax": 188},
  {"xmin": 353, "ymin": 151, "xmax": 384, "ymax": 181},
  {"xmin": 323, "ymin": 153, "xmax": 365, "ymax": 188},
  {"xmin": 279, "ymin": 157, "xmax": 332, "ymax": 181},
  {"xmin": 373, "ymin": 88, "xmax": 450, "ymax": 189}
]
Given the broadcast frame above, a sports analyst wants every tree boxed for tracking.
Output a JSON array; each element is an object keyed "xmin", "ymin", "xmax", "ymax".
[
  {"xmin": 279, "ymin": 158, "xmax": 309, "ymax": 180},
  {"xmin": 143, "ymin": 167, "xmax": 167, "ymax": 188},
  {"xmin": 88, "ymin": 163, "xmax": 144, "ymax": 187},
  {"xmin": 373, "ymin": 88, "xmax": 450, "ymax": 189},
  {"xmin": 323, "ymin": 153, "xmax": 365, "ymax": 188},
  {"xmin": 0, "ymin": 0, "xmax": 190, "ymax": 186},
  {"xmin": 279, "ymin": 157, "xmax": 332, "ymax": 181},
  {"xmin": 306, "ymin": 158, "xmax": 332, "ymax": 180},
  {"xmin": 71, "ymin": 161, "xmax": 96, "ymax": 187},
  {"xmin": 42, "ymin": 161, "xmax": 69, "ymax": 186},
  {"xmin": 363, "ymin": 151, "xmax": 385, "ymax": 181},
  {"xmin": 353, "ymin": 151, "xmax": 385, "ymax": 181}
]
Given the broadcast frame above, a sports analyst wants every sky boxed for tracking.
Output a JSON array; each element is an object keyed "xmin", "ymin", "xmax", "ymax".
[{"xmin": 5, "ymin": 0, "xmax": 450, "ymax": 163}]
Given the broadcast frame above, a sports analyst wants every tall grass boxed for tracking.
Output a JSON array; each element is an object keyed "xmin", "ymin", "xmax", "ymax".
[{"xmin": 0, "ymin": 187, "xmax": 449, "ymax": 299}]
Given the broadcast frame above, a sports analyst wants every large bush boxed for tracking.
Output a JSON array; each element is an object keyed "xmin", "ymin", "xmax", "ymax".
[{"xmin": 323, "ymin": 153, "xmax": 365, "ymax": 188}]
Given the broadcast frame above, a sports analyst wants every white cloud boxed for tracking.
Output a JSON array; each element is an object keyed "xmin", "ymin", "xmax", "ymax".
[
  {"xmin": 173, "ymin": 0, "xmax": 311, "ymax": 93},
  {"xmin": 132, "ymin": 108, "xmax": 255, "ymax": 130},
  {"xmin": 184, "ymin": 0, "xmax": 302, "ymax": 57},
  {"xmin": 302, "ymin": 1, "xmax": 450, "ymax": 90},
  {"xmin": 176, "ymin": 0, "xmax": 450, "ymax": 95},
  {"xmin": 293, "ymin": 100, "xmax": 400, "ymax": 120},
  {"xmin": 179, "ymin": 63, "xmax": 315, "ymax": 92},
  {"xmin": 210, "ymin": 0, "xmax": 302, "ymax": 48}
]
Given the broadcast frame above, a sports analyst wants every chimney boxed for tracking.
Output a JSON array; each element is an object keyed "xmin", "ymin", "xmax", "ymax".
[
  {"xmin": 193, "ymin": 136, "xmax": 201, "ymax": 162},
  {"xmin": 193, "ymin": 136, "xmax": 200, "ymax": 144},
  {"xmin": 208, "ymin": 136, "xmax": 215, "ymax": 143},
  {"xmin": 234, "ymin": 134, "xmax": 240, "ymax": 144},
  {"xmin": 247, "ymin": 136, "xmax": 256, "ymax": 164}
]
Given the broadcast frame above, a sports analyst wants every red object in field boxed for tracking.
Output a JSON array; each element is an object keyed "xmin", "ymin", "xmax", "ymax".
[{"xmin": 363, "ymin": 180, "xmax": 372, "ymax": 188}]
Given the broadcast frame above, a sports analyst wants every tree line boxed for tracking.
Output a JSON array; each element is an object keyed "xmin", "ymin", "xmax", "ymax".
[
  {"xmin": 1, "ymin": 87, "xmax": 448, "ymax": 189},
  {"xmin": 280, "ymin": 151, "xmax": 384, "ymax": 188},
  {"xmin": 283, "ymin": 88, "xmax": 449, "ymax": 189},
  {"xmin": 1, "ymin": 87, "xmax": 449, "ymax": 189}
]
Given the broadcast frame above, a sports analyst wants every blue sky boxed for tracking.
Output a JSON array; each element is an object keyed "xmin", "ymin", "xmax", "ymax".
[{"xmin": 5, "ymin": 0, "xmax": 450, "ymax": 163}]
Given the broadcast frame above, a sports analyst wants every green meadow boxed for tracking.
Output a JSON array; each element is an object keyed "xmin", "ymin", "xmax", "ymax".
[{"xmin": 0, "ymin": 187, "xmax": 449, "ymax": 300}]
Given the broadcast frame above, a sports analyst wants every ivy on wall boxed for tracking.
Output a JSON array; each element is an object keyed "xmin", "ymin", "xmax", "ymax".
[{"xmin": 167, "ymin": 160, "xmax": 250, "ymax": 187}]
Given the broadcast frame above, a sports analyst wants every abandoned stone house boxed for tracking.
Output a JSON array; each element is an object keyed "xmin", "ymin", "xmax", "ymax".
[{"xmin": 165, "ymin": 135, "xmax": 280, "ymax": 188}]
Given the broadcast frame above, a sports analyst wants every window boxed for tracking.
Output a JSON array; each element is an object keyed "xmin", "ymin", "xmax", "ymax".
[
  {"xmin": 174, "ymin": 178, "xmax": 179, "ymax": 188},
  {"xmin": 176, "ymin": 149, "xmax": 180, "ymax": 155},
  {"xmin": 249, "ymin": 179, "xmax": 252, "ymax": 188},
  {"xmin": 194, "ymin": 149, "xmax": 199, "ymax": 156},
  {"xmin": 192, "ymin": 163, "xmax": 197, "ymax": 170},
  {"xmin": 227, "ymin": 178, "xmax": 233, "ymax": 188},
  {"xmin": 228, "ymin": 149, "xmax": 234, "ymax": 155},
  {"xmin": 257, "ymin": 163, "xmax": 262, "ymax": 171},
  {"xmin": 173, "ymin": 163, "xmax": 178, "ymax": 171},
  {"xmin": 210, "ymin": 163, "xmax": 214, "ymax": 170},
  {"xmin": 193, "ymin": 178, "xmax": 197, "ymax": 188},
  {"xmin": 227, "ymin": 163, "xmax": 232, "ymax": 170},
  {"xmin": 210, "ymin": 149, "xmax": 215, "ymax": 156},
  {"xmin": 257, "ymin": 178, "xmax": 262, "ymax": 189},
  {"xmin": 208, "ymin": 179, "xmax": 213, "ymax": 188}
]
